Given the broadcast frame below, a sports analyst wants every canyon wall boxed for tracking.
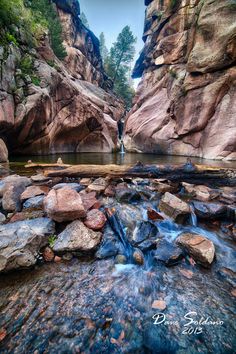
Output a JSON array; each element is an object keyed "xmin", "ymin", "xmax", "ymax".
[
  {"xmin": 124, "ymin": 0, "xmax": 236, "ymax": 160},
  {"xmin": 0, "ymin": 0, "xmax": 124, "ymax": 160}
]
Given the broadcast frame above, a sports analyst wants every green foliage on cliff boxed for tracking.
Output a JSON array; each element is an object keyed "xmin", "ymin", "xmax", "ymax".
[
  {"xmin": 30, "ymin": 0, "xmax": 67, "ymax": 59},
  {"xmin": 99, "ymin": 32, "xmax": 109, "ymax": 62},
  {"xmin": 104, "ymin": 26, "xmax": 136, "ymax": 110},
  {"xmin": 0, "ymin": 0, "xmax": 66, "ymax": 59}
]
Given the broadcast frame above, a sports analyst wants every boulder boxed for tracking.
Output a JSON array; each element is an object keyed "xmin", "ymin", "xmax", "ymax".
[
  {"xmin": 0, "ymin": 218, "xmax": 55, "ymax": 272},
  {"xmin": 31, "ymin": 174, "xmax": 50, "ymax": 183},
  {"xmin": 53, "ymin": 220, "xmax": 102, "ymax": 252},
  {"xmin": 1, "ymin": 176, "xmax": 31, "ymax": 212},
  {"xmin": 20, "ymin": 185, "xmax": 49, "ymax": 201},
  {"xmin": 159, "ymin": 192, "xmax": 190, "ymax": 222},
  {"xmin": 44, "ymin": 187, "xmax": 86, "ymax": 222},
  {"xmin": 182, "ymin": 183, "xmax": 219, "ymax": 202},
  {"xmin": 84, "ymin": 209, "xmax": 106, "ymax": 230},
  {"xmin": 177, "ymin": 232, "xmax": 215, "ymax": 267}
]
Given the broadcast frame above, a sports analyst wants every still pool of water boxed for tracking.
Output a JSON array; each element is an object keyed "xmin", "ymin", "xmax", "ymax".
[{"xmin": 9, "ymin": 152, "xmax": 236, "ymax": 173}]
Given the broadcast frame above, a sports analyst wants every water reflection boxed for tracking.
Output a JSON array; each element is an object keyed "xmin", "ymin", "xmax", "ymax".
[{"xmin": 10, "ymin": 152, "xmax": 236, "ymax": 168}]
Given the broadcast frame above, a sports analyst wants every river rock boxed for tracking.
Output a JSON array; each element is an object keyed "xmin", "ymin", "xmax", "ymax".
[
  {"xmin": 96, "ymin": 227, "xmax": 120, "ymax": 259},
  {"xmin": 52, "ymin": 183, "xmax": 83, "ymax": 192},
  {"xmin": 1, "ymin": 176, "xmax": 31, "ymax": 212},
  {"xmin": 147, "ymin": 208, "xmax": 164, "ymax": 221},
  {"xmin": 177, "ymin": 233, "xmax": 215, "ymax": 267},
  {"xmin": 44, "ymin": 187, "xmax": 86, "ymax": 222},
  {"xmin": 23, "ymin": 195, "xmax": 45, "ymax": 210},
  {"xmin": 20, "ymin": 185, "xmax": 49, "ymax": 201},
  {"xmin": 79, "ymin": 191, "xmax": 98, "ymax": 211},
  {"xmin": 31, "ymin": 174, "xmax": 50, "ymax": 183},
  {"xmin": 182, "ymin": 183, "xmax": 219, "ymax": 202},
  {"xmin": 154, "ymin": 240, "xmax": 184, "ymax": 267},
  {"xmin": 42, "ymin": 246, "xmax": 55, "ymax": 262},
  {"xmin": 193, "ymin": 201, "xmax": 229, "ymax": 220},
  {"xmin": 9, "ymin": 210, "xmax": 44, "ymax": 223},
  {"xmin": 84, "ymin": 209, "xmax": 106, "ymax": 230},
  {"xmin": 159, "ymin": 192, "xmax": 190, "ymax": 222},
  {"xmin": 53, "ymin": 220, "xmax": 102, "ymax": 252},
  {"xmin": 0, "ymin": 212, "xmax": 6, "ymax": 223},
  {"xmin": 116, "ymin": 188, "xmax": 141, "ymax": 203},
  {"xmin": 0, "ymin": 218, "xmax": 55, "ymax": 272},
  {"xmin": 132, "ymin": 221, "xmax": 158, "ymax": 245},
  {"xmin": 87, "ymin": 178, "xmax": 108, "ymax": 194}
]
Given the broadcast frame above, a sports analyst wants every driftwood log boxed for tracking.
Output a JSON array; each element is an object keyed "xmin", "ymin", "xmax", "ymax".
[{"xmin": 24, "ymin": 161, "xmax": 236, "ymax": 186}]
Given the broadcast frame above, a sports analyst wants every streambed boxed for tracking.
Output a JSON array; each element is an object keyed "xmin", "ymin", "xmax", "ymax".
[{"xmin": 0, "ymin": 159, "xmax": 235, "ymax": 353}]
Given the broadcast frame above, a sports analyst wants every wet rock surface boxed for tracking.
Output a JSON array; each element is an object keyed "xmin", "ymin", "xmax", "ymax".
[
  {"xmin": 0, "ymin": 218, "xmax": 55, "ymax": 272},
  {"xmin": 0, "ymin": 173, "xmax": 235, "ymax": 353},
  {"xmin": 44, "ymin": 187, "xmax": 86, "ymax": 222},
  {"xmin": 177, "ymin": 233, "xmax": 215, "ymax": 267},
  {"xmin": 53, "ymin": 220, "xmax": 102, "ymax": 252}
]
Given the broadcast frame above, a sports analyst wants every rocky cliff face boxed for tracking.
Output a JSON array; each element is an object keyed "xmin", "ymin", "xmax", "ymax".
[
  {"xmin": 124, "ymin": 0, "xmax": 236, "ymax": 160},
  {"xmin": 0, "ymin": 0, "xmax": 124, "ymax": 160}
]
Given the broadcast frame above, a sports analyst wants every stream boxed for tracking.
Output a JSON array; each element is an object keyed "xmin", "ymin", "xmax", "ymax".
[{"xmin": 0, "ymin": 154, "xmax": 235, "ymax": 353}]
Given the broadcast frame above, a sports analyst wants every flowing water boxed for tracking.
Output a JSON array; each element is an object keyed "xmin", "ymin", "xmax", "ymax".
[{"xmin": 0, "ymin": 153, "xmax": 235, "ymax": 353}]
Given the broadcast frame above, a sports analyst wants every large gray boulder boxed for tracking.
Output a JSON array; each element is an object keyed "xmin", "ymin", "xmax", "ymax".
[
  {"xmin": 0, "ymin": 217, "xmax": 55, "ymax": 273},
  {"xmin": 0, "ymin": 175, "xmax": 31, "ymax": 212},
  {"xmin": 53, "ymin": 220, "xmax": 102, "ymax": 252}
]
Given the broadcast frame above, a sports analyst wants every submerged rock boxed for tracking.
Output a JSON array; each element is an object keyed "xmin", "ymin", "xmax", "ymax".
[
  {"xmin": 84, "ymin": 209, "xmax": 106, "ymax": 231},
  {"xmin": 0, "ymin": 218, "xmax": 55, "ymax": 272},
  {"xmin": 159, "ymin": 192, "xmax": 190, "ymax": 222},
  {"xmin": 177, "ymin": 232, "xmax": 215, "ymax": 267},
  {"xmin": 53, "ymin": 220, "xmax": 102, "ymax": 252},
  {"xmin": 44, "ymin": 187, "xmax": 86, "ymax": 222},
  {"xmin": 154, "ymin": 240, "xmax": 184, "ymax": 267}
]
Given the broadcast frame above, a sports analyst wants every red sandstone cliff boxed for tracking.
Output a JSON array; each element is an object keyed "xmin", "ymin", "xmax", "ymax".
[
  {"xmin": 124, "ymin": 0, "xmax": 236, "ymax": 160},
  {"xmin": 0, "ymin": 0, "xmax": 124, "ymax": 160}
]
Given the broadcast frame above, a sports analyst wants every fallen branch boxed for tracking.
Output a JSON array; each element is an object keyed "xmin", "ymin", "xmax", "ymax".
[{"xmin": 41, "ymin": 162, "xmax": 236, "ymax": 186}]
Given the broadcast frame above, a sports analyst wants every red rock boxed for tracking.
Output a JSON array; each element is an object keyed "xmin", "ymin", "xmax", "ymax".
[
  {"xmin": 9, "ymin": 210, "xmax": 44, "ymax": 223},
  {"xmin": 147, "ymin": 208, "xmax": 164, "ymax": 221},
  {"xmin": 151, "ymin": 300, "xmax": 166, "ymax": 310},
  {"xmin": 54, "ymin": 256, "xmax": 62, "ymax": 263},
  {"xmin": 179, "ymin": 269, "xmax": 194, "ymax": 279},
  {"xmin": 124, "ymin": 0, "xmax": 236, "ymax": 161},
  {"xmin": 0, "ymin": 3, "xmax": 124, "ymax": 156},
  {"xmin": 177, "ymin": 233, "xmax": 215, "ymax": 267},
  {"xmin": 80, "ymin": 191, "xmax": 98, "ymax": 211},
  {"xmin": 159, "ymin": 192, "xmax": 190, "ymax": 222},
  {"xmin": 44, "ymin": 187, "xmax": 86, "ymax": 222},
  {"xmin": 0, "ymin": 328, "xmax": 7, "ymax": 342},
  {"xmin": 42, "ymin": 246, "xmax": 54, "ymax": 262},
  {"xmin": 104, "ymin": 185, "xmax": 115, "ymax": 197},
  {"xmin": 84, "ymin": 209, "xmax": 107, "ymax": 231},
  {"xmin": 21, "ymin": 185, "xmax": 49, "ymax": 201}
]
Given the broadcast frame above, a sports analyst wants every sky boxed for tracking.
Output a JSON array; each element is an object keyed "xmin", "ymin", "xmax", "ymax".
[{"xmin": 79, "ymin": 0, "xmax": 145, "ymax": 86}]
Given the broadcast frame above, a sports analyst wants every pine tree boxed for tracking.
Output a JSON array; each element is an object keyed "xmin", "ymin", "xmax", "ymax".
[
  {"xmin": 99, "ymin": 32, "xmax": 108, "ymax": 61},
  {"xmin": 80, "ymin": 12, "xmax": 89, "ymax": 28},
  {"xmin": 105, "ymin": 26, "xmax": 136, "ymax": 110}
]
